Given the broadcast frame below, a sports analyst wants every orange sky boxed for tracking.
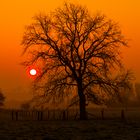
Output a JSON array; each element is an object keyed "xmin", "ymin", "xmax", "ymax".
[{"xmin": 0, "ymin": 0, "xmax": 140, "ymax": 104}]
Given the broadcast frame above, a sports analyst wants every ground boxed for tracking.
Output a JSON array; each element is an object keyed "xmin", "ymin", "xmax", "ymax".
[{"xmin": 0, "ymin": 119, "xmax": 140, "ymax": 140}]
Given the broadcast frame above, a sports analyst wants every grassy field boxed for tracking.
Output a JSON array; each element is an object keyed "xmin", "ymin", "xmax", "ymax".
[
  {"xmin": 0, "ymin": 119, "xmax": 140, "ymax": 140},
  {"xmin": 0, "ymin": 108, "xmax": 140, "ymax": 139}
]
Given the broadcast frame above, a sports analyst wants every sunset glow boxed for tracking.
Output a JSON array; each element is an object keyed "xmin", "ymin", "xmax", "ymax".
[
  {"xmin": 0, "ymin": 0, "xmax": 140, "ymax": 103},
  {"xmin": 0, "ymin": 1, "xmax": 140, "ymax": 138}
]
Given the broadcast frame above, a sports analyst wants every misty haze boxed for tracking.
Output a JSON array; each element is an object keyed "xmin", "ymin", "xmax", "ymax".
[{"xmin": 0, "ymin": 1, "xmax": 140, "ymax": 140}]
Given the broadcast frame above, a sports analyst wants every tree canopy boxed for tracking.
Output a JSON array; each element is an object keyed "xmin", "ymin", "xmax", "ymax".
[{"xmin": 22, "ymin": 3, "xmax": 133, "ymax": 119}]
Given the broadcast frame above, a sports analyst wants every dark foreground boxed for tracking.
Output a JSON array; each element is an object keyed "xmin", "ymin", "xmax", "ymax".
[{"xmin": 0, "ymin": 119, "xmax": 140, "ymax": 140}]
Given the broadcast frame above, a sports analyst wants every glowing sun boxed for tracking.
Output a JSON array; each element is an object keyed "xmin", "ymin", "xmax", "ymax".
[{"xmin": 29, "ymin": 69, "xmax": 37, "ymax": 76}]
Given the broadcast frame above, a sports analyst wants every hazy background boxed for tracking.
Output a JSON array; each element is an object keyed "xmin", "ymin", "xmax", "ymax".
[{"xmin": 0, "ymin": 0, "xmax": 140, "ymax": 108}]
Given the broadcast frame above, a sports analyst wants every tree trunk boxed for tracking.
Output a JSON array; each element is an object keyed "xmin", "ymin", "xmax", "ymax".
[{"xmin": 78, "ymin": 84, "xmax": 87, "ymax": 120}]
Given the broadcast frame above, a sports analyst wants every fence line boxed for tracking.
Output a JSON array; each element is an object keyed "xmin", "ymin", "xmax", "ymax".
[
  {"xmin": 10, "ymin": 109, "xmax": 76, "ymax": 121},
  {"xmin": 0, "ymin": 108, "xmax": 140, "ymax": 121}
]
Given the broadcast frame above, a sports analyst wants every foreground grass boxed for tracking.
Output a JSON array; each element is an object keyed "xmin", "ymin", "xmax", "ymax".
[{"xmin": 0, "ymin": 119, "xmax": 140, "ymax": 140}]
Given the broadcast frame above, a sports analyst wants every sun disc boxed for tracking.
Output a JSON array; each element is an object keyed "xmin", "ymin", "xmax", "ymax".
[{"xmin": 29, "ymin": 69, "xmax": 37, "ymax": 76}]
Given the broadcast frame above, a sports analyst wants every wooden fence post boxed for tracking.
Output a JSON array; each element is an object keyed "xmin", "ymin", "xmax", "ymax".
[
  {"xmin": 62, "ymin": 110, "xmax": 66, "ymax": 120},
  {"xmin": 121, "ymin": 109, "xmax": 126, "ymax": 120},
  {"xmin": 47, "ymin": 110, "xmax": 50, "ymax": 120},
  {"xmin": 101, "ymin": 108, "xmax": 104, "ymax": 120},
  {"xmin": 37, "ymin": 111, "xmax": 43, "ymax": 121}
]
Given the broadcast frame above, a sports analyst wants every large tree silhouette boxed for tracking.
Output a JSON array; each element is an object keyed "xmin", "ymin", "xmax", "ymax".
[{"xmin": 22, "ymin": 3, "xmax": 132, "ymax": 119}]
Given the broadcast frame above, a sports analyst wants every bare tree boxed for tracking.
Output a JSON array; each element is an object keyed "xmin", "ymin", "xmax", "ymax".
[
  {"xmin": 0, "ymin": 89, "xmax": 5, "ymax": 107},
  {"xmin": 22, "ymin": 3, "xmax": 133, "ymax": 120}
]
